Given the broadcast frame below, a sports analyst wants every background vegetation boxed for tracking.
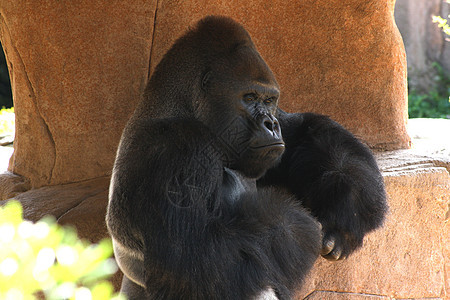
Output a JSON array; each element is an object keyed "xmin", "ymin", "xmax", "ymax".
[
  {"xmin": 0, "ymin": 201, "xmax": 124, "ymax": 300},
  {"xmin": 407, "ymin": 62, "xmax": 450, "ymax": 119},
  {"xmin": 0, "ymin": 107, "xmax": 14, "ymax": 136}
]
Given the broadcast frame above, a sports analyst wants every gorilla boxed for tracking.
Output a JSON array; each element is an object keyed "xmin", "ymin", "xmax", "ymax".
[{"xmin": 106, "ymin": 16, "xmax": 387, "ymax": 300}]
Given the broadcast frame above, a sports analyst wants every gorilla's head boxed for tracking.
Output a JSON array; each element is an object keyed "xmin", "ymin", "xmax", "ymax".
[
  {"xmin": 201, "ymin": 42, "xmax": 284, "ymax": 179},
  {"xmin": 144, "ymin": 16, "xmax": 284, "ymax": 179}
]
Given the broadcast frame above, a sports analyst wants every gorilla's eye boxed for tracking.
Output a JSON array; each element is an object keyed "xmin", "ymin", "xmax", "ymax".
[
  {"xmin": 264, "ymin": 97, "xmax": 276, "ymax": 104},
  {"xmin": 243, "ymin": 93, "xmax": 257, "ymax": 102}
]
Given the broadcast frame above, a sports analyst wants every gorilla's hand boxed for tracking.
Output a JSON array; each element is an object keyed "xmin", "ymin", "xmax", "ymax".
[
  {"xmin": 321, "ymin": 232, "xmax": 341, "ymax": 260},
  {"xmin": 320, "ymin": 229, "xmax": 359, "ymax": 261}
]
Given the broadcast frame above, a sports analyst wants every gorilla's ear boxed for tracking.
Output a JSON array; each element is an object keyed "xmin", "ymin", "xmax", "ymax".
[{"xmin": 201, "ymin": 70, "xmax": 212, "ymax": 91}]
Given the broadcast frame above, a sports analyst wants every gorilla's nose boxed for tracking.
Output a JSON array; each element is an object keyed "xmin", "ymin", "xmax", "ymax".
[{"xmin": 261, "ymin": 115, "xmax": 281, "ymax": 138}]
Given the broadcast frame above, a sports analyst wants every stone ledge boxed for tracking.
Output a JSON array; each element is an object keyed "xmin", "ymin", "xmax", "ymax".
[
  {"xmin": 304, "ymin": 291, "xmax": 390, "ymax": 299},
  {"xmin": 0, "ymin": 171, "xmax": 30, "ymax": 200},
  {"xmin": 377, "ymin": 150, "xmax": 450, "ymax": 175}
]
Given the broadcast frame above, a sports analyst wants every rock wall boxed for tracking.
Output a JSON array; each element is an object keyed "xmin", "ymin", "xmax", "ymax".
[
  {"xmin": 0, "ymin": 0, "xmax": 409, "ymax": 187},
  {"xmin": 395, "ymin": 0, "xmax": 450, "ymax": 92},
  {"xmin": 0, "ymin": 1, "xmax": 156, "ymax": 188}
]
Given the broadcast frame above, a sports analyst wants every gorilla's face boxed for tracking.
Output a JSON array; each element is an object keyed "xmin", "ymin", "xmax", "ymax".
[
  {"xmin": 201, "ymin": 46, "xmax": 285, "ymax": 179},
  {"xmin": 231, "ymin": 81, "xmax": 285, "ymax": 179}
]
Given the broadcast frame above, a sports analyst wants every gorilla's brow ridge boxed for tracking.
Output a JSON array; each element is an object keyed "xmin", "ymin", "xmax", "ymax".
[{"xmin": 246, "ymin": 82, "xmax": 280, "ymax": 98}]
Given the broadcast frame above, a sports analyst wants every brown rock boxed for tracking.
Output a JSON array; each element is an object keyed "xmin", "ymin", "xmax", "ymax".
[
  {"xmin": 0, "ymin": 171, "xmax": 30, "ymax": 200},
  {"xmin": 0, "ymin": 0, "xmax": 409, "ymax": 189},
  {"xmin": 10, "ymin": 176, "xmax": 110, "ymax": 223},
  {"xmin": 0, "ymin": 0, "xmax": 157, "ymax": 188},
  {"xmin": 304, "ymin": 291, "xmax": 390, "ymax": 299}
]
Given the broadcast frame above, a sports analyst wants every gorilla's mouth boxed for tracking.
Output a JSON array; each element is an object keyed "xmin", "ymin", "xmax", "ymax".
[
  {"xmin": 249, "ymin": 142, "xmax": 286, "ymax": 162},
  {"xmin": 250, "ymin": 142, "xmax": 285, "ymax": 150}
]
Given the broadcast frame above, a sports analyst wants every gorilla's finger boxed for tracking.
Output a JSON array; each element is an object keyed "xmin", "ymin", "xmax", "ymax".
[
  {"xmin": 320, "ymin": 235, "xmax": 335, "ymax": 256},
  {"xmin": 322, "ymin": 246, "xmax": 343, "ymax": 261}
]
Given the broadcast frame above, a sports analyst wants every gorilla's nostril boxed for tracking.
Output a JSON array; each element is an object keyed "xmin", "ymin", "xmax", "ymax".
[
  {"xmin": 273, "ymin": 120, "xmax": 280, "ymax": 132},
  {"xmin": 264, "ymin": 120, "xmax": 273, "ymax": 131}
]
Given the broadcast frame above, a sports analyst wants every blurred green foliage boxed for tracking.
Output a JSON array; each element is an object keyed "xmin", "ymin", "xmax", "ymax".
[
  {"xmin": 408, "ymin": 63, "xmax": 450, "ymax": 119},
  {"xmin": 432, "ymin": 0, "xmax": 449, "ymax": 36},
  {"xmin": 0, "ymin": 200, "xmax": 125, "ymax": 300},
  {"xmin": 0, "ymin": 107, "xmax": 14, "ymax": 136},
  {"xmin": 432, "ymin": 15, "xmax": 450, "ymax": 36}
]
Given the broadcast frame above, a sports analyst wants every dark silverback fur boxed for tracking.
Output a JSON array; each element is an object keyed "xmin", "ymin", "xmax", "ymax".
[
  {"xmin": 259, "ymin": 111, "xmax": 387, "ymax": 259},
  {"xmin": 107, "ymin": 16, "xmax": 387, "ymax": 300}
]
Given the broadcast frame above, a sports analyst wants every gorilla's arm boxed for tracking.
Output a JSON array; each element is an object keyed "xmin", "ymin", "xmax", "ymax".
[
  {"xmin": 108, "ymin": 119, "xmax": 321, "ymax": 299},
  {"xmin": 259, "ymin": 110, "xmax": 387, "ymax": 260}
]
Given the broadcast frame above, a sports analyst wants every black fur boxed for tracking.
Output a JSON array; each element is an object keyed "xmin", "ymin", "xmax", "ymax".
[
  {"xmin": 106, "ymin": 16, "xmax": 387, "ymax": 299},
  {"xmin": 259, "ymin": 111, "xmax": 387, "ymax": 259}
]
